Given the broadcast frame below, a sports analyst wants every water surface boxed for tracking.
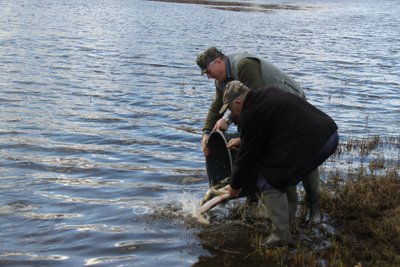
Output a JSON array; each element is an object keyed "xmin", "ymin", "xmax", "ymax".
[{"xmin": 0, "ymin": 0, "xmax": 399, "ymax": 266}]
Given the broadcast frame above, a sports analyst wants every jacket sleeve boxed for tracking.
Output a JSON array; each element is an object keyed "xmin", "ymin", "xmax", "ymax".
[
  {"xmin": 202, "ymin": 81, "xmax": 224, "ymax": 132},
  {"xmin": 230, "ymin": 108, "xmax": 267, "ymax": 190}
]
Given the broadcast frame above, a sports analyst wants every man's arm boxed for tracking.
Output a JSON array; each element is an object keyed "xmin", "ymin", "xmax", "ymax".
[
  {"xmin": 202, "ymin": 82, "xmax": 224, "ymax": 132},
  {"xmin": 229, "ymin": 111, "xmax": 266, "ymax": 190},
  {"xmin": 201, "ymin": 82, "xmax": 224, "ymax": 156}
]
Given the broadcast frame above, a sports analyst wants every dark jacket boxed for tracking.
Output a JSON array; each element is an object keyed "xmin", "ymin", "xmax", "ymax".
[{"xmin": 230, "ymin": 87, "xmax": 338, "ymax": 190}]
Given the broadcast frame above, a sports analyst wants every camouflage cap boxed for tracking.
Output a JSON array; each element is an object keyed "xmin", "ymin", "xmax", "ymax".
[
  {"xmin": 219, "ymin": 81, "xmax": 250, "ymax": 114},
  {"xmin": 196, "ymin": 47, "xmax": 223, "ymax": 74}
]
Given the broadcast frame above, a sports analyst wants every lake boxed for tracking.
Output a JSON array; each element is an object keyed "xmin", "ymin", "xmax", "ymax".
[{"xmin": 0, "ymin": 0, "xmax": 399, "ymax": 266}]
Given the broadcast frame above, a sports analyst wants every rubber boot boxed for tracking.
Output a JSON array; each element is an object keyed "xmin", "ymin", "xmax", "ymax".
[
  {"xmin": 302, "ymin": 168, "xmax": 322, "ymax": 223},
  {"xmin": 285, "ymin": 185, "xmax": 298, "ymax": 232},
  {"xmin": 261, "ymin": 189, "xmax": 293, "ymax": 246}
]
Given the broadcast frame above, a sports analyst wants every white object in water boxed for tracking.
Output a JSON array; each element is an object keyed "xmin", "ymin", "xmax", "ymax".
[{"xmin": 194, "ymin": 185, "xmax": 231, "ymax": 224}]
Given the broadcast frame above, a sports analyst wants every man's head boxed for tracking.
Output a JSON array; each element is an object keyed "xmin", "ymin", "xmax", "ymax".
[
  {"xmin": 219, "ymin": 81, "xmax": 250, "ymax": 117},
  {"xmin": 196, "ymin": 47, "xmax": 226, "ymax": 80}
]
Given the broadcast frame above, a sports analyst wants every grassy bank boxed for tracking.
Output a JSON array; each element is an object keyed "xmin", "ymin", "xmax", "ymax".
[{"xmin": 253, "ymin": 135, "xmax": 400, "ymax": 266}]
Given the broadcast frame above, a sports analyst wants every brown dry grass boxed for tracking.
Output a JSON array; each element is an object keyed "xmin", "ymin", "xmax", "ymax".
[{"xmin": 252, "ymin": 135, "xmax": 400, "ymax": 266}]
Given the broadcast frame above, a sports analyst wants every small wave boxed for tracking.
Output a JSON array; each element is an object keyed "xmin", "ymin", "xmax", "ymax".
[{"xmin": 84, "ymin": 255, "xmax": 135, "ymax": 266}]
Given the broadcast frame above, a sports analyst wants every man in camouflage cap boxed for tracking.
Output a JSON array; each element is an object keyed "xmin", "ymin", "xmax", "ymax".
[
  {"xmin": 196, "ymin": 46, "xmax": 304, "ymax": 155},
  {"xmin": 196, "ymin": 47, "xmax": 223, "ymax": 75},
  {"xmin": 196, "ymin": 47, "xmax": 323, "ymax": 224},
  {"xmin": 219, "ymin": 81, "xmax": 248, "ymax": 114},
  {"xmin": 220, "ymin": 81, "xmax": 339, "ymax": 246}
]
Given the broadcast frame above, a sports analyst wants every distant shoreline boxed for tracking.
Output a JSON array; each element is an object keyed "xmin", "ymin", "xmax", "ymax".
[{"xmin": 146, "ymin": 0, "xmax": 314, "ymax": 12}]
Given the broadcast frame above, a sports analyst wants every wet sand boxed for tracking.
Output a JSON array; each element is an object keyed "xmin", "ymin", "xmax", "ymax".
[{"xmin": 147, "ymin": 0, "xmax": 313, "ymax": 12}]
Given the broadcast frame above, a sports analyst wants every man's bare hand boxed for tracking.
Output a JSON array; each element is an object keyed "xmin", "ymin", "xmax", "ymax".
[
  {"xmin": 213, "ymin": 118, "xmax": 229, "ymax": 131},
  {"xmin": 202, "ymin": 134, "xmax": 210, "ymax": 156},
  {"xmin": 227, "ymin": 137, "xmax": 241, "ymax": 150},
  {"xmin": 227, "ymin": 185, "xmax": 241, "ymax": 198}
]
